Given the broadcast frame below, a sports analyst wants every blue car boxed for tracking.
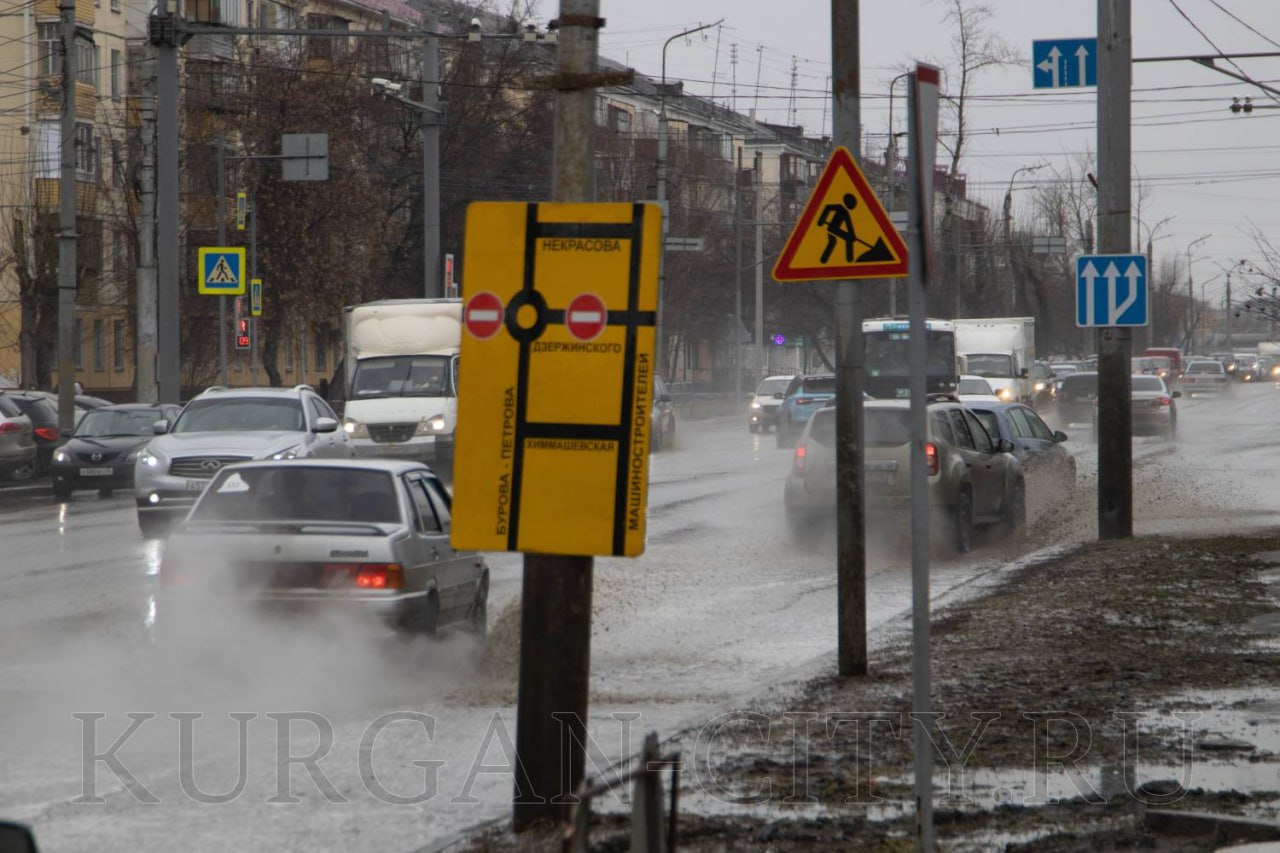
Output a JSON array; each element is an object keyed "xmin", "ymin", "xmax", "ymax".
[
  {"xmin": 964, "ymin": 400, "xmax": 1076, "ymax": 489},
  {"xmin": 775, "ymin": 373, "xmax": 836, "ymax": 448}
]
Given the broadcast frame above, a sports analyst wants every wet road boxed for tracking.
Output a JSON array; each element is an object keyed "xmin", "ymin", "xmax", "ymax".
[{"xmin": 0, "ymin": 383, "xmax": 1274, "ymax": 850}]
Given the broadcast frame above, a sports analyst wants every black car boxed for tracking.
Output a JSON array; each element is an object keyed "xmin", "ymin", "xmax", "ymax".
[
  {"xmin": 0, "ymin": 391, "xmax": 60, "ymax": 478},
  {"xmin": 1051, "ymin": 371, "xmax": 1098, "ymax": 427},
  {"xmin": 49, "ymin": 403, "xmax": 182, "ymax": 498}
]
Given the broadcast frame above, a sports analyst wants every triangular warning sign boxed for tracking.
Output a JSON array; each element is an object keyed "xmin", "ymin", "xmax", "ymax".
[
  {"xmin": 773, "ymin": 146, "xmax": 908, "ymax": 282},
  {"xmin": 207, "ymin": 255, "xmax": 237, "ymax": 284}
]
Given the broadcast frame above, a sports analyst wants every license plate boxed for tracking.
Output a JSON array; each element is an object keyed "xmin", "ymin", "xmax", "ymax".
[
  {"xmin": 185, "ymin": 479, "xmax": 208, "ymax": 491},
  {"xmin": 79, "ymin": 467, "xmax": 113, "ymax": 476}
]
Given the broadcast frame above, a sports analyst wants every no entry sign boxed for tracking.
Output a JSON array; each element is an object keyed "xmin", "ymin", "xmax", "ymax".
[
  {"xmin": 464, "ymin": 291, "xmax": 504, "ymax": 340},
  {"xmin": 566, "ymin": 293, "xmax": 607, "ymax": 341}
]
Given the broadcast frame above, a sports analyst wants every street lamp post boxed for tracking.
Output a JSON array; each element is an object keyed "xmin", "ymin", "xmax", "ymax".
[
  {"xmin": 1186, "ymin": 234, "xmax": 1210, "ymax": 352},
  {"xmin": 1136, "ymin": 215, "xmax": 1173, "ymax": 348},
  {"xmin": 655, "ymin": 20, "xmax": 721, "ymax": 381},
  {"xmin": 1002, "ymin": 163, "xmax": 1046, "ymax": 315}
]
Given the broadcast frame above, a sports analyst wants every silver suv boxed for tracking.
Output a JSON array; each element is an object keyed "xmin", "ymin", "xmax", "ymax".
[
  {"xmin": 135, "ymin": 385, "xmax": 353, "ymax": 537},
  {"xmin": 0, "ymin": 395, "xmax": 36, "ymax": 481},
  {"xmin": 783, "ymin": 397, "xmax": 1025, "ymax": 554}
]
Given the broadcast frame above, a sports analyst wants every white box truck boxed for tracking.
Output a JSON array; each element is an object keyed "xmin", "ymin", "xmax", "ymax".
[
  {"xmin": 330, "ymin": 298, "xmax": 462, "ymax": 464},
  {"xmin": 952, "ymin": 317, "xmax": 1036, "ymax": 403}
]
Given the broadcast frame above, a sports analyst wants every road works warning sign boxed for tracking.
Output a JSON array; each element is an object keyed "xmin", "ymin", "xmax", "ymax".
[
  {"xmin": 451, "ymin": 202, "xmax": 662, "ymax": 557},
  {"xmin": 772, "ymin": 146, "xmax": 908, "ymax": 282}
]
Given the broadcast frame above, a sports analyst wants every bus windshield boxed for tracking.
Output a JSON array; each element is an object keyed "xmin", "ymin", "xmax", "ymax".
[{"xmin": 864, "ymin": 329, "xmax": 957, "ymax": 398}]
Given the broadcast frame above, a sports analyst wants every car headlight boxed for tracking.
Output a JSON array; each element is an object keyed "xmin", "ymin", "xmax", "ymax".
[
  {"xmin": 270, "ymin": 445, "xmax": 303, "ymax": 460},
  {"xmin": 344, "ymin": 418, "xmax": 368, "ymax": 438},
  {"xmin": 750, "ymin": 401, "xmax": 762, "ymax": 410},
  {"xmin": 415, "ymin": 415, "xmax": 447, "ymax": 436},
  {"xmin": 997, "ymin": 386, "xmax": 1016, "ymax": 401},
  {"xmin": 1033, "ymin": 381, "xmax": 1047, "ymax": 392},
  {"xmin": 139, "ymin": 449, "xmax": 161, "ymax": 468},
  {"xmin": 53, "ymin": 449, "xmax": 69, "ymax": 463}
]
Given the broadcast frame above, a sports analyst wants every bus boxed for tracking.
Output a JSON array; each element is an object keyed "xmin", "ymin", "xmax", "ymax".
[{"xmin": 863, "ymin": 317, "xmax": 959, "ymax": 399}]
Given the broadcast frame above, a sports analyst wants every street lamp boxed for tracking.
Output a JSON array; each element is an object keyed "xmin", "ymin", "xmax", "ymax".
[
  {"xmin": 1186, "ymin": 234, "xmax": 1211, "ymax": 353},
  {"xmin": 655, "ymin": 19, "xmax": 722, "ymax": 381},
  {"xmin": 1136, "ymin": 215, "xmax": 1173, "ymax": 348},
  {"xmin": 1002, "ymin": 163, "xmax": 1046, "ymax": 314}
]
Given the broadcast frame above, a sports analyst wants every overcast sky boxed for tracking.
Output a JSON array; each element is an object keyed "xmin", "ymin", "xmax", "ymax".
[{"xmin": 530, "ymin": 0, "xmax": 1280, "ymax": 312}]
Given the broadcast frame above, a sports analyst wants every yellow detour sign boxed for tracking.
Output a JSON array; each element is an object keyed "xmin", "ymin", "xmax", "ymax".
[
  {"xmin": 451, "ymin": 202, "xmax": 662, "ymax": 557},
  {"xmin": 772, "ymin": 146, "xmax": 908, "ymax": 282}
]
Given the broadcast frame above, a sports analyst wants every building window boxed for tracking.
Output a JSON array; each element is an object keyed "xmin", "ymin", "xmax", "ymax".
[
  {"xmin": 111, "ymin": 141, "xmax": 123, "ymax": 188},
  {"xmin": 74, "ymin": 319, "xmax": 83, "ymax": 370},
  {"xmin": 93, "ymin": 319, "xmax": 105, "ymax": 372},
  {"xmin": 111, "ymin": 0, "xmax": 120, "ymax": 11},
  {"xmin": 75, "ymin": 123, "xmax": 96, "ymax": 181},
  {"xmin": 313, "ymin": 327, "xmax": 327, "ymax": 373},
  {"xmin": 38, "ymin": 23, "xmax": 58, "ymax": 77},
  {"xmin": 110, "ymin": 50, "xmax": 121, "ymax": 99},
  {"xmin": 113, "ymin": 320, "xmax": 125, "ymax": 371},
  {"xmin": 75, "ymin": 40, "xmax": 97, "ymax": 87}
]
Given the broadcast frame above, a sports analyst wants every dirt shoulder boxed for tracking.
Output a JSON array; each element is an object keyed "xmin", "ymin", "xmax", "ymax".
[{"xmin": 461, "ymin": 533, "xmax": 1280, "ymax": 851}]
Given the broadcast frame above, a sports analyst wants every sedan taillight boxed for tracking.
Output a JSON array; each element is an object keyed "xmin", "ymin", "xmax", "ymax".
[
  {"xmin": 323, "ymin": 563, "xmax": 404, "ymax": 590},
  {"xmin": 926, "ymin": 442, "xmax": 939, "ymax": 477},
  {"xmin": 33, "ymin": 426, "xmax": 58, "ymax": 442},
  {"xmin": 1158, "ymin": 396, "xmax": 1172, "ymax": 407},
  {"xmin": 792, "ymin": 444, "xmax": 807, "ymax": 476}
]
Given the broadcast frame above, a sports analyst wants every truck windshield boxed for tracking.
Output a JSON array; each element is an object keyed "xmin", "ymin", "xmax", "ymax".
[
  {"xmin": 963, "ymin": 354, "xmax": 1013, "ymax": 378},
  {"xmin": 351, "ymin": 355, "xmax": 453, "ymax": 399}
]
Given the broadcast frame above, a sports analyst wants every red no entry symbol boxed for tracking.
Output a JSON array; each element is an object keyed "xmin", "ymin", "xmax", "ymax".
[
  {"xmin": 464, "ymin": 291, "xmax": 504, "ymax": 340},
  {"xmin": 565, "ymin": 293, "xmax": 608, "ymax": 341}
]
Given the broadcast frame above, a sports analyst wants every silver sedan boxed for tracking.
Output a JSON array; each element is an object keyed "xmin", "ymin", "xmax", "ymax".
[{"xmin": 158, "ymin": 459, "xmax": 488, "ymax": 637}]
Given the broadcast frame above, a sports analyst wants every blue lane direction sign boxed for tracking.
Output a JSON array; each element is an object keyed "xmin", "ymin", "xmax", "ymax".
[
  {"xmin": 198, "ymin": 247, "xmax": 245, "ymax": 295},
  {"xmin": 1076, "ymin": 254, "xmax": 1148, "ymax": 327},
  {"xmin": 1033, "ymin": 38, "xmax": 1097, "ymax": 89}
]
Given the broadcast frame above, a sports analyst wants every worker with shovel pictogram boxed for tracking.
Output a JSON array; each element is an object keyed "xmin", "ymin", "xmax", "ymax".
[{"xmin": 817, "ymin": 193, "xmax": 894, "ymax": 265}]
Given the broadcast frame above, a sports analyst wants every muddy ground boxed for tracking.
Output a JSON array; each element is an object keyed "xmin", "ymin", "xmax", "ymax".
[{"xmin": 459, "ymin": 530, "xmax": 1280, "ymax": 851}]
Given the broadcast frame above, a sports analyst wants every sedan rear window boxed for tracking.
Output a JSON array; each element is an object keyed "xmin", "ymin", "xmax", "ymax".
[
  {"xmin": 1131, "ymin": 376, "xmax": 1165, "ymax": 393},
  {"xmin": 806, "ymin": 407, "xmax": 910, "ymax": 448},
  {"xmin": 191, "ymin": 466, "xmax": 400, "ymax": 523},
  {"xmin": 1184, "ymin": 362, "xmax": 1223, "ymax": 374},
  {"xmin": 1060, "ymin": 374, "xmax": 1097, "ymax": 395}
]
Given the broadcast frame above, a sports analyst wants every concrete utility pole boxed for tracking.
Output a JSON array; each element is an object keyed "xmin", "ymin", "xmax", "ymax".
[
  {"xmin": 1095, "ymin": 0, "xmax": 1133, "ymax": 540},
  {"xmin": 136, "ymin": 72, "xmax": 158, "ymax": 403},
  {"xmin": 155, "ymin": 20, "xmax": 182, "ymax": 403},
  {"xmin": 512, "ymin": 0, "xmax": 599, "ymax": 832},
  {"xmin": 734, "ymin": 147, "xmax": 744, "ymax": 401},
  {"xmin": 1186, "ymin": 234, "xmax": 1210, "ymax": 352},
  {"xmin": 422, "ymin": 11, "xmax": 442, "ymax": 298},
  {"xmin": 831, "ymin": 0, "xmax": 868, "ymax": 677},
  {"xmin": 57, "ymin": 0, "xmax": 77, "ymax": 432},
  {"xmin": 753, "ymin": 151, "xmax": 764, "ymax": 379}
]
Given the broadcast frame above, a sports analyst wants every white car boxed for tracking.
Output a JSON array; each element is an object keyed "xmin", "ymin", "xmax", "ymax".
[
  {"xmin": 135, "ymin": 385, "xmax": 353, "ymax": 537},
  {"xmin": 1180, "ymin": 359, "xmax": 1228, "ymax": 396},
  {"xmin": 957, "ymin": 374, "xmax": 1002, "ymax": 403},
  {"xmin": 748, "ymin": 375, "xmax": 793, "ymax": 433}
]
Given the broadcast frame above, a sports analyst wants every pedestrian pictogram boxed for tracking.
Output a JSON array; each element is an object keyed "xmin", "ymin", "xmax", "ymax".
[
  {"xmin": 197, "ymin": 247, "xmax": 246, "ymax": 295},
  {"xmin": 565, "ymin": 293, "xmax": 607, "ymax": 341},
  {"xmin": 451, "ymin": 201, "xmax": 662, "ymax": 558},
  {"xmin": 773, "ymin": 147, "xmax": 908, "ymax": 282},
  {"xmin": 464, "ymin": 291, "xmax": 504, "ymax": 340}
]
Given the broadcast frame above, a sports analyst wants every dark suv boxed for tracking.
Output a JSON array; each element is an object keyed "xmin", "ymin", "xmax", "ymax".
[
  {"xmin": 1052, "ymin": 371, "xmax": 1098, "ymax": 427},
  {"xmin": 784, "ymin": 397, "xmax": 1025, "ymax": 554},
  {"xmin": 0, "ymin": 391, "xmax": 60, "ymax": 479}
]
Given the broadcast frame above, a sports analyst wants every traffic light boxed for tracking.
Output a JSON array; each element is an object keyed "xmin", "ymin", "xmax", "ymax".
[{"xmin": 234, "ymin": 297, "xmax": 250, "ymax": 350}]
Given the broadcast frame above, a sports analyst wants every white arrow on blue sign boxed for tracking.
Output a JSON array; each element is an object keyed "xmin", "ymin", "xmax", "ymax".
[
  {"xmin": 1076, "ymin": 254, "xmax": 1148, "ymax": 327},
  {"xmin": 1033, "ymin": 38, "xmax": 1097, "ymax": 88}
]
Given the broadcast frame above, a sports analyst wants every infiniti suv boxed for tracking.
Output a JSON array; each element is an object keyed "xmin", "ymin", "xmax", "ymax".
[{"xmin": 134, "ymin": 385, "xmax": 352, "ymax": 537}]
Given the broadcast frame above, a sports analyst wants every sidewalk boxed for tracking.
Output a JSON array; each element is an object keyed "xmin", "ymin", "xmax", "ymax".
[{"xmin": 460, "ymin": 533, "xmax": 1280, "ymax": 851}]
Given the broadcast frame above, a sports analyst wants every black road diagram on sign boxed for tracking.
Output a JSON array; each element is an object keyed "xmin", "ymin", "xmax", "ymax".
[{"xmin": 451, "ymin": 202, "xmax": 662, "ymax": 558}]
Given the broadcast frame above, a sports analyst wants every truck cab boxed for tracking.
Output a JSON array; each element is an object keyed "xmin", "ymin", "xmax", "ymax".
[{"xmin": 330, "ymin": 299, "xmax": 462, "ymax": 467}]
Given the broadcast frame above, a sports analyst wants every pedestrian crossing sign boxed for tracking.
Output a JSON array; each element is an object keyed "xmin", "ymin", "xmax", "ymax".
[
  {"xmin": 772, "ymin": 146, "xmax": 908, "ymax": 282},
  {"xmin": 198, "ymin": 247, "xmax": 245, "ymax": 295}
]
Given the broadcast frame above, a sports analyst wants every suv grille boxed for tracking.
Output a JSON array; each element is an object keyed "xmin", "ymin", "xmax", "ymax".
[
  {"xmin": 368, "ymin": 423, "xmax": 416, "ymax": 444},
  {"xmin": 170, "ymin": 456, "xmax": 251, "ymax": 479}
]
